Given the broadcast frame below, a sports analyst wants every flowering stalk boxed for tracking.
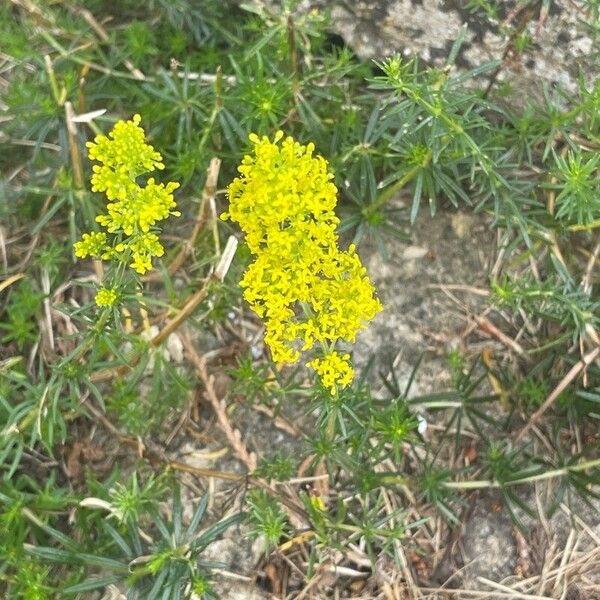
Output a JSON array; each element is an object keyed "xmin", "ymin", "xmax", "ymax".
[
  {"xmin": 74, "ymin": 114, "xmax": 180, "ymax": 307},
  {"xmin": 224, "ymin": 131, "xmax": 382, "ymax": 395}
]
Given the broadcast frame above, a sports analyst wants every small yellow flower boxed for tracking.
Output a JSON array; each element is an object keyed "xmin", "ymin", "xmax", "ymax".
[
  {"xmin": 308, "ymin": 492, "xmax": 327, "ymax": 512},
  {"xmin": 95, "ymin": 287, "xmax": 118, "ymax": 307},
  {"xmin": 87, "ymin": 114, "xmax": 164, "ymax": 180},
  {"xmin": 226, "ymin": 132, "xmax": 382, "ymax": 394},
  {"xmin": 96, "ymin": 179, "xmax": 180, "ymax": 236},
  {"xmin": 74, "ymin": 115, "xmax": 180, "ymax": 277},
  {"xmin": 73, "ymin": 231, "xmax": 109, "ymax": 259},
  {"xmin": 308, "ymin": 352, "xmax": 354, "ymax": 396}
]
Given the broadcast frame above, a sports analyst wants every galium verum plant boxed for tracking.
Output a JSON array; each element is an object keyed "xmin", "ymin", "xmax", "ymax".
[
  {"xmin": 74, "ymin": 114, "xmax": 180, "ymax": 306},
  {"xmin": 223, "ymin": 131, "xmax": 382, "ymax": 394}
]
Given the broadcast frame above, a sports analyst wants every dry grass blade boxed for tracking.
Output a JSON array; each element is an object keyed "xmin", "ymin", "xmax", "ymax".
[
  {"xmin": 64, "ymin": 101, "xmax": 84, "ymax": 187},
  {"xmin": 182, "ymin": 333, "xmax": 257, "ymax": 472},
  {"xmin": 475, "ymin": 314, "xmax": 525, "ymax": 356},
  {"xmin": 418, "ymin": 587, "xmax": 554, "ymax": 599},
  {"xmin": 0, "ymin": 272, "xmax": 25, "ymax": 293},
  {"xmin": 90, "ymin": 242, "xmax": 233, "ymax": 383},
  {"xmin": 63, "ymin": 2, "xmax": 145, "ymax": 80},
  {"xmin": 515, "ymin": 345, "xmax": 600, "ymax": 441}
]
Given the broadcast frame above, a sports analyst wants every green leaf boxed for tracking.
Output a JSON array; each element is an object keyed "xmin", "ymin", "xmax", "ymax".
[
  {"xmin": 186, "ymin": 494, "xmax": 208, "ymax": 538},
  {"xmin": 410, "ymin": 172, "xmax": 424, "ymax": 223},
  {"xmin": 192, "ymin": 513, "xmax": 243, "ymax": 551},
  {"xmin": 63, "ymin": 575, "xmax": 124, "ymax": 593}
]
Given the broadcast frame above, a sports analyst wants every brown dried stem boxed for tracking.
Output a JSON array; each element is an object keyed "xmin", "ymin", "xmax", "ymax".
[
  {"xmin": 182, "ymin": 334, "xmax": 257, "ymax": 472},
  {"xmin": 515, "ymin": 345, "xmax": 600, "ymax": 441}
]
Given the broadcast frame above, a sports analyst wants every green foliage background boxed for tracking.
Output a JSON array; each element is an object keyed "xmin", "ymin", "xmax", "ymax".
[{"xmin": 1, "ymin": 0, "xmax": 600, "ymax": 597}]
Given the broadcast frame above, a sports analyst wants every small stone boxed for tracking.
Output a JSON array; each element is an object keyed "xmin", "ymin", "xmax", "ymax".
[
  {"xmin": 100, "ymin": 585, "xmax": 126, "ymax": 600},
  {"xmin": 451, "ymin": 212, "xmax": 475, "ymax": 240},
  {"xmin": 166, "ymin": 333, "xmax": 184, "ymax": 363},
  {"xmin": 402, "ymin": 245, "xmax": 429, "ymax": 260}
]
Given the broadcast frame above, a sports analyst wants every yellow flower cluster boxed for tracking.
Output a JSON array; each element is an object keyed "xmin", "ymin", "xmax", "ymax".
[
  {"xmin": 308, "ymin": 352, "xmax": 354, "ymax": 396},
  {"xmin": 74, "ymin": 232, "xmax": 110, "ymax": 259},
  {"xmin": 95, "ymin": 287, "xmax": 118, "ymax": 307},
  {"xmin": 224, "ymin": 131, "xmax": 382, "ymax": 394},
  {"xmin": 74, "ymin": 115, "xmax": 180, "ymax": 275}
]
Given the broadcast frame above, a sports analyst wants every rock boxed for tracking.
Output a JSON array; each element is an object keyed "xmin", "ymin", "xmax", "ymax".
[
  {"xmin": 212, "ymin": 583, "xmax": 270, "ymax": 600},
  {"xmin": 402, "ymin": 245, "xmax": 429, "ymax": 260},
  {"xmin": 254, "ymin": 0, "xmax": 597, "ymax": 102},
  {"xmin": 450, "ymin": 212, "xmax": 475, "ymax": 240},
  {"xmin": 459, "ymin": 494, "xmax": 516, "ymax": 588},
  {"xmin": 99, "ymin": 585, "xmax": 126, "ymax": 600},
  {"xmin": 202, "ymin": 527, "xmax": 269, "ymax": 599}
]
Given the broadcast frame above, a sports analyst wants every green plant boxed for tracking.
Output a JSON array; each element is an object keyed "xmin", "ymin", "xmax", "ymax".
[
  {"xmin": 26, "ymin": 485, "xmax": 241, "ymax": 599},
  {"xmin": 2, "ymin": 0, "xmax": 600, "ymax": 596},
  {"xmin": 1, "ymin": 280, "xmax": 44, "ymax": 350}
]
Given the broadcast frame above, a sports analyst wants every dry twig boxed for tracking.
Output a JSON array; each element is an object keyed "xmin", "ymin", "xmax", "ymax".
[
  {"xmin": 515, "ymin": 345, "xmax": 600, "ymax": 441},
  {"xmin": 182, "ymin": 333, "xmax": 257, "ymax": 472}
]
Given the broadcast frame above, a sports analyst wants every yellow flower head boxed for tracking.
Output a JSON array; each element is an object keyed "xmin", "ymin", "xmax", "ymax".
[
  {"xmin": 226, "ymin": 132, "xmax": 382, "ymax": 394},
  {"xmin": 96, "ymin": 179, "xmax": 180, "ymax": 236},
  {"xmin": 95, "ymin": 287, "xmax": 118, "ymax": 307},
  {"xmin": 308, "ymin": 352, "xmax": 354, "ymax": 396},
  {"xmin": 75, "ymin": 115, "xmax": 180, "ymax": 276},
  {"xmin": 73, "ymin": 231, "xmax": 109, "ymax": 259},
  {"xmin": 87, "ymin": 114, "xmax": 164, "ymax": 179}
]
